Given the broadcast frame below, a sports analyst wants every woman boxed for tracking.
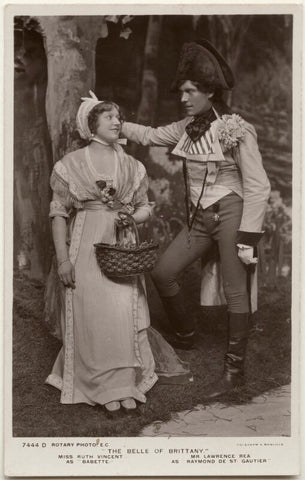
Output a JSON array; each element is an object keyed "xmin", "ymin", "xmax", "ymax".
[
  {"xmin": 45, "ymin": 93, "xmax": 160, "ymax": 414},
  {"xmin": 121, "ymin": 39, "xmax": 271, "ymax": 399}
]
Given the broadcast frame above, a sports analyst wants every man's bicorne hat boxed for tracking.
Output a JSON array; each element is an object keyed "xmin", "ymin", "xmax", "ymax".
[{"xmin": 171, "ymin": 39, "xmax": 234, "ymax": 92}]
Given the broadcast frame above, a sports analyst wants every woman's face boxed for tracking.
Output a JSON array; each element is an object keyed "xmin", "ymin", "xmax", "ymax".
[{"xmin": 95, "ymin": 108, "xmax": 121, "ymax": 143}]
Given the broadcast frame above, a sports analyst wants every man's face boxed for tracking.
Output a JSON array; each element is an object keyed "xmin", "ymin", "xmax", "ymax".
[{"xmin": 179, "ymin": 80, "xmax": 213, "ymax": 116}]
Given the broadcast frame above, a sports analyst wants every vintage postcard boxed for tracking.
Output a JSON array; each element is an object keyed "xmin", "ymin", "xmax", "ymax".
[{"xmin": 3, "ymin": 1, "xmax": 303, "ymax": 478}]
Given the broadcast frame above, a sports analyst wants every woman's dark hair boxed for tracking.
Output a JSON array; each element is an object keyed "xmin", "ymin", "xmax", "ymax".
[{"xmin": 87, "ymin": 101, "xmax": 123, "ymax": 134}]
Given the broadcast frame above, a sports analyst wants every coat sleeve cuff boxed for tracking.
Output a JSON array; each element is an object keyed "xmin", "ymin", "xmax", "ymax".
[{"xmin": 236, "ymin": 231, "xmax": 264, "ymax": 247}]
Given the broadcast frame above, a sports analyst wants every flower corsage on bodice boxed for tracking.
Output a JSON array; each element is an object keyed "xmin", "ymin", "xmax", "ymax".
[
  {"xmin": 96, "ymin": 180, "xmax": 135, "ymax": 215},
  {"xmin": 216, "ymin": 113, "xmax": 246, "ymax": 153}
]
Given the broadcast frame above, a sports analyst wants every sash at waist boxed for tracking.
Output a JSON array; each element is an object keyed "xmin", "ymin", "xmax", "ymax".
[{"xmin": 83, "ymin": 200, "xmax": 120, "ymax": 211}]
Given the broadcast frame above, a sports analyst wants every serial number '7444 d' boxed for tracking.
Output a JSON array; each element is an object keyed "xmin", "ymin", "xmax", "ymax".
[{"xmin": 22, "ymin": 443, "xmax": 47, "ymax": 448}]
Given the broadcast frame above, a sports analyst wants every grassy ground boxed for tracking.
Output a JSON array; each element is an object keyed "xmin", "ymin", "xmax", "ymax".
[{"xmin": 13, "ymin": 265, "xmax": 291, "ymax": 437}]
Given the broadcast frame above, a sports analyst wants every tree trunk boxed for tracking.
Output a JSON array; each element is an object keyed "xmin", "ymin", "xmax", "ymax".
[
  {"xmin": 136, "ymin": 16, "xmax": 163, "ymax": 126},
  {"xmin": 38, "ymin": 16, "xmax": 107, "ymax": 162},
  {"xmin": 206, "ymin": 15, "xmax": 252, "ymax": 72},
  {"xmin": 14, "ymin": 16, "xmax": 107, "ymax": 279},
  {"xmin": 14, "ymin": 19, "xmax": 53, "ymax": 279},
  {"xmin": 205, "ymin": 15, "xmax": 252, "ymax": 107},
  {"xmin": 130, "ymin": 16, "xmax": 163, "ymax": 162}
]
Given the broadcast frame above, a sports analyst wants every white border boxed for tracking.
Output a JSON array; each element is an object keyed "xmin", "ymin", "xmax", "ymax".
[{"xmin": 2, "ymin": 2, "xmax": 304, "ymax": 478}]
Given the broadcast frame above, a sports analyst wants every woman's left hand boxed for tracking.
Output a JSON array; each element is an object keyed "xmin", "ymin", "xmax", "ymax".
[{"xmin": 238, "ymin": 246, "xmax": 258, "ymax": 266}]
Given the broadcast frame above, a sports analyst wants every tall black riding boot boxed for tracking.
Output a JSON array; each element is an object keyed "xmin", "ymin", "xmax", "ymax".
[
  {"xmin": 160, "ymin": 291, "xmax": 196, "ymax": 350},
  {"xmin": 204, "ymin": 312, "xmax": 249, "ymax": 399}
]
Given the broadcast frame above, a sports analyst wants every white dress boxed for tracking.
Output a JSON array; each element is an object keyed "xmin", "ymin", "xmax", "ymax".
[{"xmin": 45, "ymin": 143, "xmax": 191, "ymax": 405}]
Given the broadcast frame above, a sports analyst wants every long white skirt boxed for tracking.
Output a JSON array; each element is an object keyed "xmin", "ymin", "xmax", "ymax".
[{"xmin": 46, "ymin": 207, "xmax": 157, "ymax": 405}]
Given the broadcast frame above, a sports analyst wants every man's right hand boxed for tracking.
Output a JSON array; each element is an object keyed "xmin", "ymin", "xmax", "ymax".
[
  {"xmin": 237, "ymin": 246, "xmax": 257, "ymax": 266},
  {"xmin": 58, "ymin": 259, "xmax": 76, "ymax": 289}
]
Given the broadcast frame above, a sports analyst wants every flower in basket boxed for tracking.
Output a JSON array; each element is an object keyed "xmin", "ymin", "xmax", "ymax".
[
  {"xmin": 216, "ymin": 114, "xmax": 246, "ymax": 152},
  {"xmin": 96, "ymin": 180, "xmax": 116, "ymax": 208}
]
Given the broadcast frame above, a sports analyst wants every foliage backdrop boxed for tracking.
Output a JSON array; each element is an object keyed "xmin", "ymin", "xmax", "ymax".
[{"xmin": 14, "ymin": 14, "xmax": 292, "ymax": 279}]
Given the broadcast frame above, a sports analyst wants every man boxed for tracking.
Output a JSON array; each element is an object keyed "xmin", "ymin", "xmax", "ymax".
[{"xmin": 121, "ymin": 39, "xmax": 270, "ymax": 399}]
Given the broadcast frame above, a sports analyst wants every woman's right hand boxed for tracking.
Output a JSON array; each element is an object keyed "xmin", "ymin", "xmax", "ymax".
[
  {"xmin": 57, "ymin": 259, "xmax": 76, "ymax": 289},
  {"xmin": 115, "ymin": 212, "xmax": 133, "ymax": 228}
]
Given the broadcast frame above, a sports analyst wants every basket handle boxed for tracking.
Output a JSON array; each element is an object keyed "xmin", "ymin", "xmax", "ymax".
[{"xmin": 117, "ymin": 211, "xmax": 140, "ymax": 246}]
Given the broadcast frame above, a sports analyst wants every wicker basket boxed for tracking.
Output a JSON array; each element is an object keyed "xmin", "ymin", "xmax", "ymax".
[{"xmin": 94, "ymin": 212, "xmax": 159, "ymax": 278}]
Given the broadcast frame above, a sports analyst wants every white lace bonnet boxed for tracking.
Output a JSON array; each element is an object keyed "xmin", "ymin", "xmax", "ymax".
[{"xmin": 76, "ymin": 91, "xmax": 103, "ymax": 140}]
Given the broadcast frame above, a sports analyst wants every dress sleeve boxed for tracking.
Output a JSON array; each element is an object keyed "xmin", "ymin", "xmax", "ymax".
[
  {"xmin": 49, "ymin": 192, "xmax": 70, "ymax": 218},
  {"xmin": 49, "ymin": 161, "xmax": 72, "ymax": 218},
  {"xmin": 132, "ymin": 164, "xmax": 155, "ymax": 223},
  {"xmin": 121, "ymin": 118, "xmax": 189, "ymax": 147},
  {"xmin": 235, "ymin": 123, "xmax": 271, "ymax": 246}
]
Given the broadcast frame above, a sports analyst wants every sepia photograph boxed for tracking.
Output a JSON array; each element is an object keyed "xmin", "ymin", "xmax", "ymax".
[{"xmin": 4, "ymin": 2, "xmax": 302, "ymax": 477}]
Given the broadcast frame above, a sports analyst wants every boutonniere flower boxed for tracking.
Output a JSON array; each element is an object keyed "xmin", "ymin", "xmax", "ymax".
[
  {"xmin": 96, "ymin": 180, "xmax": 116, "ymax": 208},
  {"xmin": 217, "ymin": 114, "xmax": 246, "ymax": 152}
]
